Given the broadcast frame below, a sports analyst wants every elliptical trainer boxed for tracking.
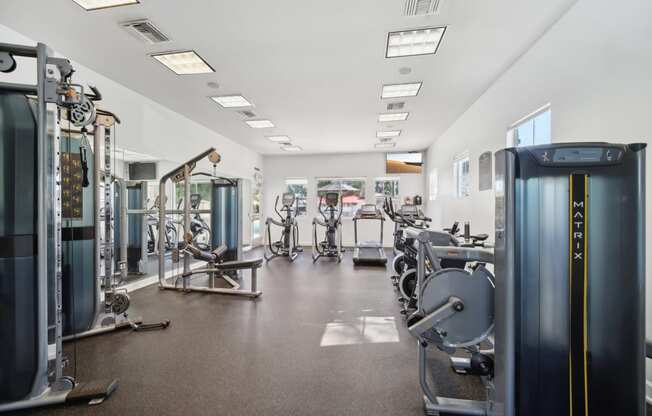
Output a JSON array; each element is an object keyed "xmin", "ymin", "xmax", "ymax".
[
  {"xmin": 264, "ymin": 192, "xmax": 302, "ymax": 262},
  {"xmin": 312, "ymin": 192, "xmax": 344, "ymax": 262}
]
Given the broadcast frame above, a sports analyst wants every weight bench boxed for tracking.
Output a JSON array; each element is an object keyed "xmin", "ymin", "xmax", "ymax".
[{"xmin": 161, "ymin": 242, "xmax": 263, "ymax": 298}]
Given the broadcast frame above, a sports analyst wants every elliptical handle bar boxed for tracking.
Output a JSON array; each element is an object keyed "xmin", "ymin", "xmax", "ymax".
[
  {"xmin": 383, "ymin": 196, "xmax": 397, "ymax": 221},
  {"xmin": 274, "ymin": 195, "xmax": 282, "ymax": 220},
  {"xmin": 336, "ymin": 194, "xmax": 343, "ymax": 223},
  {"xmin": 319, "ymin": 195, "xmax": 327, "ymax": 221}
]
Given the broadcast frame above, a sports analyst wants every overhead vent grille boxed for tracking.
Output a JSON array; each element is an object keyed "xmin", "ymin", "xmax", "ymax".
[
  {"xmin": 122, "ymin": 19, "xmax": 169, "ymax": 44},
  {"xmin": 387, "ymin": 102, "xmax": 405, "ymax": 111},
  {"xmin": 239, "ymin": 110, "xmax": 257, "ymax": 118},
  {"xmin": 403, "ymin": 0, "xmax": 442, "ymax": 16}
]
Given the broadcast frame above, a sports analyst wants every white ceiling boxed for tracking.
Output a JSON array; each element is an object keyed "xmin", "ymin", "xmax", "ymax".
[{"xmin": 0, "ymin": 0, "xmax": 576, "ymax": 155}]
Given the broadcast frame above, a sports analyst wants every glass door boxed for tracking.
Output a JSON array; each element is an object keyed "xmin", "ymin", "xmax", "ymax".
[{"xmin": 241, "ymin": 175, "xmax": 263, "ymax": 250}]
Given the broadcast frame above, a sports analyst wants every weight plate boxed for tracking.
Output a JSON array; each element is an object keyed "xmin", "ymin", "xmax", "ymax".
[
  {"xmin": 392, "ymin": 253, "xmax": 405, "ymax": 275},
  {"xmin": 111, "ymin": 292, "xmax": 131, "ymax": 315},
  {"xmin": 399, "ymin": 268, "xmax": 417, "ymax": 300},
  {"xmin": 420, "ymin": 267, "xmax": 494, "ymax": 348}
]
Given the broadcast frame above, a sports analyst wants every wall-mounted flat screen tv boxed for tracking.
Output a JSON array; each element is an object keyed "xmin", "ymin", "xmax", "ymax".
[{"xmin": 386, "ymin": 152, "xmax": 423, "ymax": 174}]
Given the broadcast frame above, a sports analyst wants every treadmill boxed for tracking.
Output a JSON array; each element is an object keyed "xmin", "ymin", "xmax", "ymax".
[{"xmin": 352, "ymin": 204, "xmax": 387, "ymax": 266}]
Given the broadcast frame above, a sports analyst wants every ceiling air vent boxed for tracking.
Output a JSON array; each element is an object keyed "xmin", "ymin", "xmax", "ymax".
[
  {"xmin": 387, "ymin": 102, "xmax": 405, "ymax": 111},
  {"xmin": 239, "ymin": 110, "xmax": 257, "ymax": 118},
  {"xmin": 122, "ymin": 19, "xmax": 169, "ymax": 44},
  {"xmin": 403, "ymin": 0, "xmax": 442, "ymax": 16}
]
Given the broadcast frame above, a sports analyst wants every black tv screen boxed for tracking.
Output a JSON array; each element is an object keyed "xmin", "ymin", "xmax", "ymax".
[{"xmin": 386, "ymin": 152, "xmax": 423, "ymax": 174}]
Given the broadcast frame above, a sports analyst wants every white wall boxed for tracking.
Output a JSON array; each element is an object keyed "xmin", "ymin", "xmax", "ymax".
[
  {"xmin": 263, "ymin": 153, "xmax": 425, "ymax": 247},
  {"xmin": 423, "ymin": 0, "xmax": 652, "ymax": 398},
  {"xmin": 0, "ymin": 23, "xmax": 263, "ymax": 181}
]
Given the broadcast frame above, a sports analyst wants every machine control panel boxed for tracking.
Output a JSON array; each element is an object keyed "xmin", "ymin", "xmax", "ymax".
[
  {"xmin": 356, "ymin": 203, "xmax": 383, "ymax": 219},
  {"xmin": 528, "ymin": 145, "xmax": 626, "ymax": 166},
  {"xmin": 325, "ymin": 192, "xmax": 339, "ymax": 207},
  {"xmin": 190, "ymin": 193, "xmax": 201, "ymax": 209},
  {"xmin": 399, "ymin": 205, "xmax": 419, "ymax": 217},
  {"xmin": 282, "ymin": 192, "xmax": 296, "ymax": 207}
]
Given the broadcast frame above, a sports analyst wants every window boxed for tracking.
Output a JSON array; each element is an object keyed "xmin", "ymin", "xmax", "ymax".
[
  {"xmin": 316, "ymin": 178, "xmax": 366, "ymax": 218},
  {"xmin": 429, "ymin": 169, "xmax": 438, "ymax": 201},
  {"xmin": 453, "ymin": 156, "xmax": 470, "ymax": 198},
  {"xmin": 175, "ymin": 182, "xmax": 212, "ymax": 210},
  {"xmin": 508, "ymin": 106, "xmax": 551, "ymax": 147},
  {"xmin": 285, "ymin": 178, "xmax": 308, "ymax": 216},
  {"xmin": 374, "ymin": 177, "xmax": 399, "ymax": 208}
]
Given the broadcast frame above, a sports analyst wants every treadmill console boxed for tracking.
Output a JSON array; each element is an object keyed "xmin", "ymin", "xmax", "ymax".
[{"xmin": 357, "ymin": 204, "xmax": 383, "ymax": 219}]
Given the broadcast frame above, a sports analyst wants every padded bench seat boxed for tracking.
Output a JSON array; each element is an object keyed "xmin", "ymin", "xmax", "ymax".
[{"xmin": 216, "ymin": 258, "xmax": 263, "ymax": 271}]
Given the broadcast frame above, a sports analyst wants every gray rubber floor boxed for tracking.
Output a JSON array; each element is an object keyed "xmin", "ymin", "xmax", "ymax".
[{"xmin": 14, "ymin": 248, "xmax": 650, "ymax": 415}]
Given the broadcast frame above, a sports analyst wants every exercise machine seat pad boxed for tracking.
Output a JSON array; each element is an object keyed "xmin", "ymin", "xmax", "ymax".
[{"xmin": 216, "ymin": 258, "xmax": 263, "ymax": 270}]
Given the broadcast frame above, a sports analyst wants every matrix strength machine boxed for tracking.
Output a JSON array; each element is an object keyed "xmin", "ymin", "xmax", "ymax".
[
  {"xmin": 157, "ymin": 148, "xmax": 262, "ymax": 297},
  {"xmin": 352, "ymin": 203, "xmax": 387, "ymax": 266},
  {"xmin": 312, "ymin": 192, "xmax": 343, "ymax": 262},
  {"xmin": 407, "ymin": 142, "xmax": 645, "ymax": 416},
  {"xmin": 0, "ymin": 42, "xmax": 118, "ymax": 413},
  {"xmin": 264, "ymin": 192, "xmax": 302, "ymax": 262}
]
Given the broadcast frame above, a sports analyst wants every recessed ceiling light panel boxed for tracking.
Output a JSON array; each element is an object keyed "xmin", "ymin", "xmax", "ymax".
[
  {"xmin": 151, "ymin": 50, "xmax": 214, "ymax": 75},
  {"xmin": 281, "ymin": 145, "xmax": 302, "ymax": 152},
  {"xmin": 378, "ymin": 112, "xmax": 409, "ymax": 122},
  {"xmin": 72, "ymin": 0, "xmax": 139, "ymax": 11},
  {"xmin": 245, "ymin": 120, "xmax": 274, "ymax": 129},
  {"xmin": 211, "ymin": 95, "xmax": 252, "ymax": 108},
  {"xmin": 381, "ymin": 82, "xmax": 422, "ymax": 99},
  {"xmin": 377, "ymin": 130, "xmax": 402, "ymax": 138},
  {"xmin": 387, "ymin": 27, "xmax": 446, "ymax": 58},
  {"xmin": 375, "ymin": 142, "xmax": 396, "ymax": 149},
  {"xmin": 267, "ymin": 136, "xmax": 291, "ymax": 143}
]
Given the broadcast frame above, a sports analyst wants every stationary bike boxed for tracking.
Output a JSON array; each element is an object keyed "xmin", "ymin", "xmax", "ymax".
[
  {"xmin": 312, "ymin": 192, "xmax": 344, "ymax": 262},
  {"xmin": 383, "ymin": 196, "xmax": 433, "ymax": 314},
  {"xmin": 384, "ymin": 196, "xmax": 431, "ymax": 280},
  {"xmin": 264, "ymin": 192, "xmax": 302, "ymax": 262}
]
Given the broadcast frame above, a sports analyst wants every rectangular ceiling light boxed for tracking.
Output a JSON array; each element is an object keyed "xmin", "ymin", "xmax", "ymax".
[
  {"xmin": 381, "ymin": 82, "xmax": 422, "ymax": 99},
  {"xmin": 377, "ymin": 130, "xmax": 401, "ymax": 138},
  {"xmin": 386, "ymin": 27, "xmax": 446, "ymax": 58},
  {"xmin": 245, "ymin": 120, "xmax": 274, "ymax": 129},
  {"xmin": 72, "ymin": 0, "xmax": 139, "ymax": 11},
  {"xmin": 281, "ymin": 145, "xmax": 302, "ymax": 152},
  {"xmin": 211, "ymin": 95, "xmax": 252, "ymax": 108},
  {"xmin": 151, "ymin": 50, "xmax": 214, "ymax": 75},
  {"xmin": 378, "ymin": 112, "xmax": 409, "ymax": 122},
  {"xmin": 375, "ymin": 142, "xmax": 396, "ymax": 149},
  {"xmin": 267, "ymin": 136, "xmax": 291, "ymax": 143}
]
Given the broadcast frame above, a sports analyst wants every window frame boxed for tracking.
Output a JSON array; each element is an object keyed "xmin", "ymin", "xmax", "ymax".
[
  {"xmin": 453, "ymin": 154, "xmax": 470, "ymax": 199},
  {"xmin": 507, "ymin": 104, "xmax": 551, "ymax": 148},
  {"xmin": 428, "ymin": 168, "xmax": 438, "ymax": 201}
]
